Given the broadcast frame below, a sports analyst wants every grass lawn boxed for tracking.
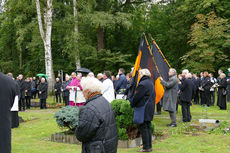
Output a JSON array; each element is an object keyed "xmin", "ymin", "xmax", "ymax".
[{"xmin": 12, "ymin": 102, "xmax": 230, "ymax": 153}]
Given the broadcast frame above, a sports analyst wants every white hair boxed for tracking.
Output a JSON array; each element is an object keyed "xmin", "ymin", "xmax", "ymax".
[
  {"xmin": 87, "ymin": 72, "xmax": 95, "ymax": 77},
  {"xmin": 169, "ymin": 68, "xmax": 177, "ymax": 75},
  {"xmin": 139, "ymin": 69, "xmax": 151, "ymax": 78},
  {"xmin": 81, "ymin": 77, "xmax": 102, "ymax": 93},
  {"xmin": 97, "ymin": 73, "xmax": 103, "ymax": 77},
  {"xmin": 187, "ymin": 73, "xmax": 192, "ymax": 78},
  {"xmin": 41, "ymin": 78, "xmax": 45, "ymax": 81},
  {"xmin": 182, "ymin": 69, "xmax": 189, "ymax": 75}
]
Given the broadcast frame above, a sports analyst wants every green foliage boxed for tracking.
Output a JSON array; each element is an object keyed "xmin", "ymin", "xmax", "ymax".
[
  {"xmin": 111, "ymin": 99, "xmax": 136, "ymax": 140},
  {"xmin": 1, "ymin": 0, "xmax": 230, "ymax": 77},
  {"xmin": 210, "ymin": 121, "xmax": 230, "ymax": 135},
  {"xmin": 54, "ymin": 106, "xmax": 79, "ymax": 131},
  {"xmin": 181, "ymin": 12, "xmax": 230, "ymax": 73},
  {"xmin": 111, "ymin": 99, "xmax": 155, "ymax": 140}
]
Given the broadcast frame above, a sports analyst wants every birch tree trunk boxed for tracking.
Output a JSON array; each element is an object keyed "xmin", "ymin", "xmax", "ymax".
[
  {"xmin": 36, "ymin": 0, "xmax": 54, "ymax": 92},
  {"xmin": 73, "ymin": 0, "xmax": 81, "ymax": 70}
]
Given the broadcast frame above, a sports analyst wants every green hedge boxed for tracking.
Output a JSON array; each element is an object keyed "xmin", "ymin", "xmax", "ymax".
[{"xmin": 111, "ymin": 99, "xmax": 155, "ymax": 140}]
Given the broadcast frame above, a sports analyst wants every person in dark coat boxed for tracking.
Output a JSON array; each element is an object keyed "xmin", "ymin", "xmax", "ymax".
[
  {"xmin": 62, "ymin": 75, "xmax": 71, "ymax": 106},
  {"xmin": 0, "ymin": 69, "xmax": 17, "ymax": 153},
  {"xmin": 192, "ymin": 74, "xmax": 200, "ymax": 104},
  {"xmin": 180, "ymin": 73, "xmax": 194, "ymax": 122},
  {"xmin": 31, "ymin": 77, "xmax": 37, "ymax": 99},
  {"xmin": 25, "ymin": 77, "xmax": 32, "ymax": 109},
  {"xmin": 201, "ymin": 72, "xmax": 213, "ymax": 106},
  {"xmin": 54, "ymin": 78, "xmax": 62, "ymax": 104},
  {"xmin": 198, "ymin": 72, "xmax": 204, "ymax": 105},
  {"xmin": 217, "ymin": 73, "xmax": 227, "ymax": 110},
  {"xmin": 115, "ymin": 68, "xmax": 127, "ymax": 94},
  {"xmin": 7, "ymin": 73, "xmax": 20, "ymax": 128},
  {"xmin": 39, "ymin": 78, "xmax": 48, "ymax": 109},
  {"xmin": 75, "ymin": 77, "xmax": 118, "ymax": 153},
  {"xmin": 131, "ymin": 69, "xmax": 155, "ymax": 152},
  {"xmin": 17, "ymin": 74, "xmax": 26, "ymax": 111},
  {"xmin": 160, "ymin": 68, "xmax": 178, "ymax": 127},
  {"xmin": 227, "ymin": 72, "xmax": 230, "ymax": 102}
]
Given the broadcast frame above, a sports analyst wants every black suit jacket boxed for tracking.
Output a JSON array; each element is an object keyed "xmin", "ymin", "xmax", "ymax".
[{"xmin": 0, "ymin": 72, "xmax": 17, "ymax": 153}]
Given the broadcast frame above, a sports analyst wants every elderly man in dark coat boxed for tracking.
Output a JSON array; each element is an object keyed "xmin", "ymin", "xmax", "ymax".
[
  {"xmin": 0, "ymin": 69, "xmax": 17, "ymax": 153},
  {"xmin": 75, "ymin": 77, "xmax": 118, "ymax": 153},
  {"xmin": 180, "ymin": 73, "xmax": 194, "ymax": 122},
  {"xmin": 62, "ymin": 75, "xmax": 71, "ymax": 106},
  {"xmin": 160, "ymin": 68, "xmax": 178, "ymax": 127},
  {"xmin": 217, "ymin": 73, "xmax": 227, "ymax": 110},
  {"xmin": 39, "ymin": 78, "xmax": 48, "ymax": 109},
  {"xmin": 131, "ymin": 69, "xmax": 155, "ymax": 152},
  {"xmin": 25, "ymin": 77, "xmax": 32, "ymax": 109},
  {"xmin": 17, "ymin": 74, "xmax": 26, "ymax": 111}
]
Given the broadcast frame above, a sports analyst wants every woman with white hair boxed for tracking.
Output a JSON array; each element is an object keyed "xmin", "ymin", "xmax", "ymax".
[
  {"xmin": 131, "ymin": 69, "xmax": 155, "ymax": 152},
  {"xmin": 217, "ymin": 73, "xmax": 227, "ymax": 110},
  {"xmin": 75, "ymin": 77, "xmax": 118, "ymax": 153}
]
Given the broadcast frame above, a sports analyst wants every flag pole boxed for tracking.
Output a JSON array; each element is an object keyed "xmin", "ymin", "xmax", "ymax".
[
  {"xmin": 149, "ymin": 35, "xmax": 171, "ymax": 68},
  {"xmin": 143, "ymin": 34, "xmax": 161, "ymax": 76}
]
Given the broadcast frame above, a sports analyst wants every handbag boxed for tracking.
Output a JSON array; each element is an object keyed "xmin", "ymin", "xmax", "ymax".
[{"xmin": 133, "ymin": 92, "xmax": 153, "ymax": 125}]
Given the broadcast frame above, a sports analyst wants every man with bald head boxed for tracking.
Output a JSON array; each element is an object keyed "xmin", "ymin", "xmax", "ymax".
[{"xmin": 39, "ymin": 78, "xmax": 48, "ymax": 109}]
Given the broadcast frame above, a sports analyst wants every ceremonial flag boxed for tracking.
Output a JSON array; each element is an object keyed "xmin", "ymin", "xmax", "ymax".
[
  {"xmin": 131, "ymin": 35, "xmax": 165, "ymax": 104},
  {"xmin": 151, "ymin": 37, "xmax": 171, "ymax": 81}
]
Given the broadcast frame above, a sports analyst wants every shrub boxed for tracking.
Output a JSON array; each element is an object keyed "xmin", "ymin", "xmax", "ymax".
[{"xmin": 54, "ymin": 106, "xmax": 79, "ymax": 132}]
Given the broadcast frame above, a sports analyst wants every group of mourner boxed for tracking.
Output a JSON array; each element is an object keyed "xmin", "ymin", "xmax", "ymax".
[{"xmin": 1, "ymin": 66, "xmax": 230, "ymax": 153}]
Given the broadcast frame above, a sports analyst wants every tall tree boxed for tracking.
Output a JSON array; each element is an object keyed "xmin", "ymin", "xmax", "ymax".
[
  {"xmin": 36, "ymin": 0, "xmax": 54, "ymax": 91},
  {"xmin": 181, "ymin": 12, "xmax": 230, "ymax": 73}
]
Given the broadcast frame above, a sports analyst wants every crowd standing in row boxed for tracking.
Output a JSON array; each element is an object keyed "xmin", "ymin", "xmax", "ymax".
[{"xmin": 1, "ymin": 66, "xmax": 230, "ymax": 153}]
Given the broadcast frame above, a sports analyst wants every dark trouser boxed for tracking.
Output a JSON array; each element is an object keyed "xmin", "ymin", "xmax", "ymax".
[
  {"xmin": 19, "ymin": 98, "xmax": 25, "ymax": 111},
  {"xmin": 32, "ymin": 90, "xmax": 36, "ymax": 99},
  {"xmin": 139, "ymin": 121, "xmax": 152, "ymax": 150},
  {"xmin": 181, "ymin": 101, "xmax": 191, "ymax": 122},
  {"xmin": 210, "ymin": 91, "xmax": 215, "ymax": 106},
  {"xmin": 156, "ymin": 102, "xmax": 161, "ymax": 113},
  {"xmin": 55, "ymin": 93, "xmax": 61, "ymax": 103},
  {"xmin": 40, "ymin": 99, "xmax": 47, "ymax": 109},
  {"xmin": 204, "ymin": 90, "xmax": 211, "ymax": 106},
  {"xmin": 200, "ymin": 91, "xmax": 205, "ymax": 105},
  {"xmin": 25, "ymin": 96, "xmax": 31, "ymax": 109},
  {"xmin": 169, "ymin": 111, "xmax": 176, "ymax": 125},
  {"xmin": 194, "ymin": 89, "xmax": 199, "ymax": 104},
  {"xmin": 63, "ymin": 96, "xmax": 69, "ymax": 106},
  {"xmin": 11, "ymin": 111, "xmax": 19, "ymax": 128}
]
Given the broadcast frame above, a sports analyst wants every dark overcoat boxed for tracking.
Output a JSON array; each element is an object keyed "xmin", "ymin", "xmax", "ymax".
[
  {"xmin": 39, "ymin": 82, "xmax": 48, "ymax": 99},
  {"xmin": 227, "ymin": 77, "xmax": 230, "ymax": 102},
  {"xmin": 62, "ymin": 80, "xmax": 71, "ymax": 97},
  {"xmin": 54, "ymin": 81, "xmax": 62, "ymax": 94},
  {"xmin": 17, "ymin": 79, "xmax": 26, "ymax": 99},
  {"xmin": 161, "ymin": 75, "xmax": 178, "ymax": 112},
  {"xmin": 0, "ymin": 72, "xmax": 17, "ymax": 153},
  {"xmin": 25, "ymin": 81, "xmax": 32, "ymax": 97},
  {"xmin": 75, "ymin": 95, "xmax": 118, "ymax": 153},
  {"xmin": 131, "ymin": 76, "xmax": 156, "ymax": 122},
  {"xmin": 217, "ymin": 78, "xmax": 227, "ymax": 109},
  {"xmin": 180, "ymin": 78, "xmax": 194, "ymax": 102}
]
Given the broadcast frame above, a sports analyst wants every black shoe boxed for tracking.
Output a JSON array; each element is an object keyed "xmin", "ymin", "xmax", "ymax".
[{"xmin": 167, "ymin": 123, "xmax": 177, "ymax": 127}]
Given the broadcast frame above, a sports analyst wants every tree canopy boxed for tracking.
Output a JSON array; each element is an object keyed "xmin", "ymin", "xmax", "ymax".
[{"xmin": 0, "ymin": 0, "xmax": 229, "ymax": 77}]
